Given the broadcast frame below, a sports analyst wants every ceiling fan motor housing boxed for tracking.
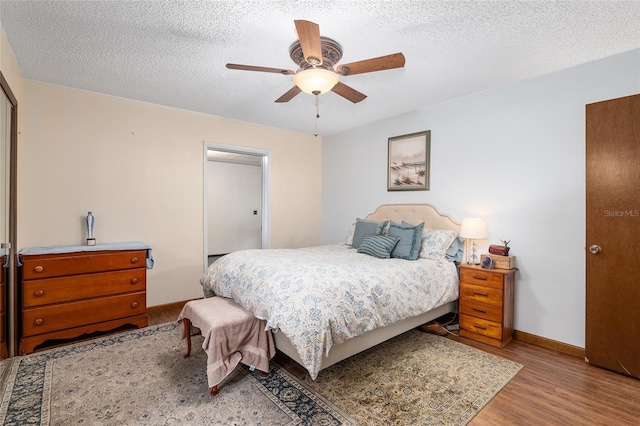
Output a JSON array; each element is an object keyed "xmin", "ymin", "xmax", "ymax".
[{"xmin": 289, "ymin": 37, "xmax": 343, "ymax": 72}]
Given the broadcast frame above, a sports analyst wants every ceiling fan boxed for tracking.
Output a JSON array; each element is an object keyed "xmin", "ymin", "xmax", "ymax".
[{"xmin": 226, "ymin": 20, "xmax": 405, "ymax": 104}]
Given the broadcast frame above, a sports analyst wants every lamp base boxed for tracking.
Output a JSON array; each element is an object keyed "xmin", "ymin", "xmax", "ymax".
[{"xmin": 467, "ymin": 240, "xmax": 480, "ymax": 265}]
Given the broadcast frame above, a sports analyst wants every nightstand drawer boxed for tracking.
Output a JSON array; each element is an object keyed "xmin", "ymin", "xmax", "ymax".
[
  {"xmin": 460, "ymin": 314, "xmax": 503, "ymax": 340},
  {"xmin": 459, "ymin": 298, "xmax": 503, "ymax": 323},
  {"xmin": 459, "ymin": 268, "xmax": 503, "ymax": 289},
  {"xmin": 460, "ymin": 282, "xmax": 503, "ymax": 305}
]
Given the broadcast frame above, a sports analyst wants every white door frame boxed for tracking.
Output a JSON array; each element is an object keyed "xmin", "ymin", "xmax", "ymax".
[{"xmin": 202, "ymin": 142, "xmax": 270, "ymax": 271}]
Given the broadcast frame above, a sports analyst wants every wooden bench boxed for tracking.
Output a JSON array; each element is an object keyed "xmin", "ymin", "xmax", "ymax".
[{"xmin": 178, "ymin": 297, "xmax": 275, "ymax": 396}]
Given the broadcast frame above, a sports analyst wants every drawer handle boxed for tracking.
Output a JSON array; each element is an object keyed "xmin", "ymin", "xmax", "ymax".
[
  {"xmin": 473, "ymin": 323, "xmax": 487, "ymax": 330},
  {"xmin": 131, "ymin": 301, "xmax": 139, "ymax": 309},
  {"xmin": 130, "ymin": 277, "xmax": 139, "ymax": 284},
  {"xmin": 34, "ymin": 265, "xmax": 44, "ymax": 273},
  {"xmin": 33, "ymin": 289, "xmax": 45, "ymax": 297},
  {"xmin": 472, "ymin": 307, "xmax": 487, "ymax": 313},
  {"xmin": 472, "ymin": 275, "xmax": 487, "ymax": 280},
  {"xmin": 34, "ymin": 318, "xmax": 44, "ymax": 326},
  {"xmin": 131, "ymin": 257, "xmax": 139, "ymax": 264},
  {"xmin": 472, "ymin": 291, "xmax": 488, "ymax": 297}
]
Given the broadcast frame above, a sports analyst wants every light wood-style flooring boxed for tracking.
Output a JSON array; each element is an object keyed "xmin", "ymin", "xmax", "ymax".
[{"xmin": 150, "ymin": 307, "xmax": 640, "ymax": 426}]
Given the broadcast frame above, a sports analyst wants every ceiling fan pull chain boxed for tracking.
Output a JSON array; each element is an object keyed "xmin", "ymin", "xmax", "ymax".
[{"xmin": 314, "ymin": 94, "xmax": 320, "ymax": 137}]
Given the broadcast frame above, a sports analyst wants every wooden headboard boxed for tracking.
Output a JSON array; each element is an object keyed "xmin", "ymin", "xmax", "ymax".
[{"xmin": 364, "ymin": 203, "xmax": 461, "ymax": 234}]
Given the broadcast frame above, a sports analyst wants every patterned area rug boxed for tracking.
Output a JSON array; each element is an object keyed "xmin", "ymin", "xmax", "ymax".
[
  {"xmin": 302, "ymin": 330, "xmax": 523, "ymax": 425},
  {"xmin": 0, "ymin": 322, "xmax": 355, "ymax": 425},
  {"xmin": 0, "ymin": 323, "xmax": 522, "ymax": 425}
]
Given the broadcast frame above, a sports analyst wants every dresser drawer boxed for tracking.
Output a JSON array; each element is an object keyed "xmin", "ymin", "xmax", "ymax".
[
  {"xmin": 460, "ymin": 314, "xmax": 503, "ymax": 340},
  {"xmin": 23, "ymin": 268, "xmax": 146, "ymax": 308},
  {"xmin": 460, "ymin": 282, "xmax": 503, "ymax": 306},
  {"xmin": 459, "ymin": 268, "xmax": 504, "ymax": 289},
  {"xmin": 22, "ymin": 291, "xmax": 146, "ymax": 337},
  {"xmin": 22, "ymin": 250, "xmax": 147, "ymax": 280},
  {"xmin": 459, "ymin": 297, "xmax": 503, "ymax": 323}
]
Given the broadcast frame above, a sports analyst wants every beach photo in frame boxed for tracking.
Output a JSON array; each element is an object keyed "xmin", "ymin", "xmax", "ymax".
[{"xmin": 387, "ymin": 130, "xmax": 430, "ymax": 191}]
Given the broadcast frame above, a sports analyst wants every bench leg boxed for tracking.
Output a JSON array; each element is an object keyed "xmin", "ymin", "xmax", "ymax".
[
  {"xmin": 182, "ymin": 318, "xmax": 217, "ymax": 396},
  {"xmin": 182, "ymin": 318, "xmax": 192, "ymax": 358}
]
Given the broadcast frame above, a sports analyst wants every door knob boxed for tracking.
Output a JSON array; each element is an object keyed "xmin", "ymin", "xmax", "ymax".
[{"xmin": 589, "ymin": 245, "xmax": 602, "ymax": 254}]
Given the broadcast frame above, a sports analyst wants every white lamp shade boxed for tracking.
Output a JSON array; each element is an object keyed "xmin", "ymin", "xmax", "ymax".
[
  {"xmin": 293, "ymin": 68, "xmax": 339, "ymax": 94},
  {"xmin": 460, "ymin": 218, "xmax": 488, "ymax": 239}
]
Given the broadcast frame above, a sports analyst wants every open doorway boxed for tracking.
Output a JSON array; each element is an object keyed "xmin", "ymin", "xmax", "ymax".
[{"xmin": 203, "ymin": 143, "xmax": 270, "ymax": 270}]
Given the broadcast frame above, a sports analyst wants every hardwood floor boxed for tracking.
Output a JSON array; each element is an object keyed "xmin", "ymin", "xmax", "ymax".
[
  {"xmin": 445, "ymin": 333, "xmax": 640, "ymax": 425},
  {"xmin": 150, "ymin": 308, "xmax": 640, "ymax": 425}
]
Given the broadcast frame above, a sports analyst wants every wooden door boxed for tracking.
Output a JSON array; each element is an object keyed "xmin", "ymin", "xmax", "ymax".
[{"xmin": 585, "ymin": 94, "xmax": 640, "ymax": 378}]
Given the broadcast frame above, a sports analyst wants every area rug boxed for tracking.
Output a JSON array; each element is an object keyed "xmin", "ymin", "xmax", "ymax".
[
  {"xmin": 0, "ymin": 323, "xmax": 522, "ymax": 426},
  {"xmin": 0, "ymin": 322, "xmax": 355, "ymax": 425},
  {"xmin": 302, "ymin": 330, "xmax": 523, "ymax": 425}
]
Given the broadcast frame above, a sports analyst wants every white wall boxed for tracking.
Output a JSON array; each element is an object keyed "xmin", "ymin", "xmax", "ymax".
[
  {"xmin": 322, "ymin": 49, "xmax": 640, "ymax": 348},
  {"xmin": 207, "ymin": 161, "xmax": 262, "ymax": 254},
  {"xmin": 19, "ymin": 81, "xmax": 322, "ymax": 307}
]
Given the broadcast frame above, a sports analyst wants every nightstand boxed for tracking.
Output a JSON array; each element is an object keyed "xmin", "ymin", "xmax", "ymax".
[{"xmin": 458, "ymin": 264, "xmax": 516, "ymax": 348}]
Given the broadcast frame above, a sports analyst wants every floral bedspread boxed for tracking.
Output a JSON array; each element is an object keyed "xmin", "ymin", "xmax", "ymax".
[{"xmin": 201, "ymin": 244, "xmax": 459, "ymax": 379}]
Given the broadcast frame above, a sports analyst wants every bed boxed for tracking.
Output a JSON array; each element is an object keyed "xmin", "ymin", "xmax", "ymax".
[{"xmin": 201, "ymin": 203, "xmax": 464, "ymax": 379}]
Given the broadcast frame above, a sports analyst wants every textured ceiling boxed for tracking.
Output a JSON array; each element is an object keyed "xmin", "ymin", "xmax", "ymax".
[{"xmin": 1, "ymin": 1, "xmax": 639, "ymax": 136}]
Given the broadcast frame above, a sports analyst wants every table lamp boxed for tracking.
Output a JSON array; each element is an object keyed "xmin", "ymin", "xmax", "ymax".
[{"xmin": 460, "ymin": 218, "xmax": 488, "ymax": 265}]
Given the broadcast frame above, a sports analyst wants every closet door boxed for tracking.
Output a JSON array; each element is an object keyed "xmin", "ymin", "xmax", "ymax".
[{"xmin": 585, "ymin": 94, "xmax": 640, "ymax": 378}]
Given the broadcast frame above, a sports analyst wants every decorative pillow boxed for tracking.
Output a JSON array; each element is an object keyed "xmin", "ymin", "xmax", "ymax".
[
  {"xmin": 351, "ymin": 218, "xmax": 388, "ymax": 249},
  {"xmin": 345, "ymin": 223, "xmax": 356, "ymax": 245},
  {"xmin": 388, "ymin": 221, "xmax": 425, "ymax": 260},
  {"xmin": 418, "ymin": 229, "xmax": 458, "ymax": 260},
  {"xmin": 445, "ymin": 236, "xmax": 465, "ymax": 262},
  {"xmin": 357, "ymin": 234, "xmax": 400, "ymax": 259}
]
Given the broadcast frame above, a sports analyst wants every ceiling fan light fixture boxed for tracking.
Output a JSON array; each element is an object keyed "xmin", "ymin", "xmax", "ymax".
[{"xmin": 293, "ymin": 68, "xmax": 339, "ymax": 95}]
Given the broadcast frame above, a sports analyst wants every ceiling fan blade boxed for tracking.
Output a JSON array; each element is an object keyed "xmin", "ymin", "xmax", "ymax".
[
  {"xmin": 331, "ymin": 82, "xmax": 367, "ymax": 103},
  {"xmin": 226, "ymin": 63, "xmax": 294, "ymax": 75},
  {"xmin": 336, "ymin": 53, "xmax": 405, "ymax": 76},
  {"xmin": 294, "ymin": 20, "xmax": 323, "ymax": 66},
  {"xmin": 275, "ymin": 86, "xmax": 302, "ymax": 103}
]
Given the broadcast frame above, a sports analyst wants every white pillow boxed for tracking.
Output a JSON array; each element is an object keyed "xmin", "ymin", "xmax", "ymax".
[
  {"xmin": 419, "ymin": 229, "xmax": 457, "ymax": 260},
  {"xmin": 345, "ymin": 223, "xmax": 355, "ymax": 245}
]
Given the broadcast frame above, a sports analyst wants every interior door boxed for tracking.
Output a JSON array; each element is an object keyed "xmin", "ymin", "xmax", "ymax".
[
  {"xmin": 207, "ymin": 157, "xmax": 262, "ymax": 254},
  {"xmin": 0, "ymin": 77, "xmax": 15, "ymax": 359},
  {"xmin": 585, "ymin": 93, "xmax": 640, "ymax": 378}
]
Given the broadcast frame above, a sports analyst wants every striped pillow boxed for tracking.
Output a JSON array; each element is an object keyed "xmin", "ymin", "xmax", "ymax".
[{"xmin": 357, "ymin": 234, "xmax": 400, "ymax": 259}]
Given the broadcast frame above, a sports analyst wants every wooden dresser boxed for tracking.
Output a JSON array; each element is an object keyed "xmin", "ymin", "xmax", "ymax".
[
  {"xmin": 19, "ymin": 248, "xmax": 148, "ymax": 354},
  {"xmin": 458, "ymin": 264, "xmax": 516, "ymax": 348}
]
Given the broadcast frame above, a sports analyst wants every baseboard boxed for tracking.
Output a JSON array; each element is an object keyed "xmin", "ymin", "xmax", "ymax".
[
  {"xmin": 146, "ymin": 299, "xmax": 199, "ymax": 315},
  {"xmin": 514, "ymin": 329, "xmax": 585, "ymax": 358}
]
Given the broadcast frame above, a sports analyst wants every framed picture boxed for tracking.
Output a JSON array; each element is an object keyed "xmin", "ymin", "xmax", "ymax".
[{"xmin": 387, "ymin": 130, "xmax": 430, "ymax": 191}]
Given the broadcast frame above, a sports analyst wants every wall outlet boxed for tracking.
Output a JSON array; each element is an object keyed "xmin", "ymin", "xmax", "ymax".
[{"xmin": 447, "ymin": 324, "xmax": 459, "ymax": 331}]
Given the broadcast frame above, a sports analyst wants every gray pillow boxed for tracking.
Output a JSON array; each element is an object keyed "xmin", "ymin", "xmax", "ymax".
[
  {"xmin": 357, "ymin": 234, "xmax": 400, "ymax": 259},
  {"xmin": 351, "ymin": 218, "xmax": 388, "ymax": 248},
  {"xmin": 388, "ymin": 221, "xmax": 425, "ymax": 260}
]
